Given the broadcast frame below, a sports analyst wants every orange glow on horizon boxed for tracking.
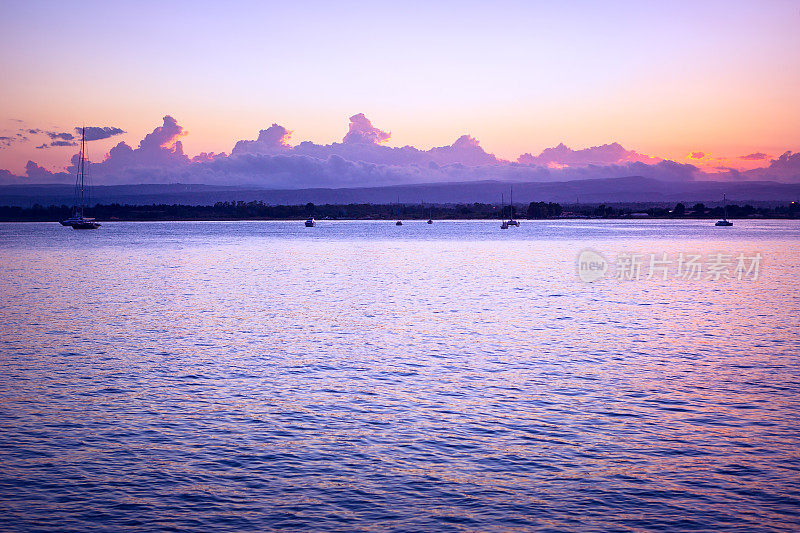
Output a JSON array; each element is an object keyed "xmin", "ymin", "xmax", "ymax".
[{"xmin": 681, "ymin": 151, "xmax": 774, "ymax": 173}]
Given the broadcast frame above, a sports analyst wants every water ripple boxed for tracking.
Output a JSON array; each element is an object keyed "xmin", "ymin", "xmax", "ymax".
[{"xmin": 0, "ymin": 220, "xmax": 798, "ymax": 531}]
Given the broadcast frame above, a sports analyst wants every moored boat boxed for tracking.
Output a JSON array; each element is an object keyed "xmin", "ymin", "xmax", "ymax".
[
  {"xmin": 61, "ymin": 127, "xmax": 100, "ymax": 230},
  {"xmin": 715, "ymin": 194, "xmax": 733, "ymax": 227},
  {"xmin": 501, "ymin": 187, "xmax": 520, "ymax": 228}
]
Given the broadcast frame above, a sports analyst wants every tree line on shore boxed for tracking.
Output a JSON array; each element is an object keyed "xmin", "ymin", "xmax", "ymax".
[{"xmin": 0, "ymin": 201, "xmax": 797, "ymax": 221}]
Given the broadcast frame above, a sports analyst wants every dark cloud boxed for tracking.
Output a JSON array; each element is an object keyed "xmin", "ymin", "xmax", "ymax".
[
  {"xmin": 720, "ymin": 151, "xmax": 800, "ymax": 182},
  {"xmin": 758, "ymin": 151, "xmax": 800, "ymax": 181},
  {"xmin": 772, "ymin": 151, "xmax": 800, "ymax": 166},
  {"xmin": 50, "ymin": 140, "xmax": 78, "ymax": 147},
  {"xmin": 739, "ymin": 152, "xmax": 768, "ymax": 161},
  {"xmin": 77, "ymin": 126, "xmax": 126, "ymax": 141},
  {"xmin": 0, "ymin": 168, "xmax": 15, "ymax": 183},
  {"xmin": 0, "ymin": 136, "xmax": 12, "ymax": 148},
  {"xmin": 25, "ymin": 161, "xmax": 55, "ymax": 180},
  {"xmin": 46, "ymin": 131, "xmax": 75, "ymax": 141},
  {"xmin": 35, "ymin": 143, "xmax": 48, "ymax": 149}
]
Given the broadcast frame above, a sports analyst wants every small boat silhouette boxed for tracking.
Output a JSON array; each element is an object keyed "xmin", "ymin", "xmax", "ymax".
[{"xmin": 715, "ymin": 194, "xmax": 733, "ymax": 226}]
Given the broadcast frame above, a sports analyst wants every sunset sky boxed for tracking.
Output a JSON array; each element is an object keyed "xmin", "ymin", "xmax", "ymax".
[{"xmin": 1, "ymin": 0, "xmax": 798, "ymax": 178}]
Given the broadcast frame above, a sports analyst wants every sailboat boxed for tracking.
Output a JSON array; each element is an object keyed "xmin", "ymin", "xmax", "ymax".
[
  {"xmin": 501, "ymin": 187, "xmax": 520, "ymax": 228},
  {"xmin": 60, "ymin": 127, "xmax": 100, "ymax": 229},
  {"xmin": 500, "ymin": 193, "xmax": 508, "ymax": 229},
  {"xmin": 395, "ymin": 196, "xmax": 403, "ymax": 225},
  {"xmin": 715, "ymin": 193, "xmax": 733, "ymax": 226}
]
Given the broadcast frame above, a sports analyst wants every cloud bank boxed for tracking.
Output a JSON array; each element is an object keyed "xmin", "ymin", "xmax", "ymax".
[
  {"xmin": 1, "ymin": 114, "xmax": 797, "ymax": 187},
  {"xmin": 518, "ymin": 142, "xmax": 661, "ymax": 167}
]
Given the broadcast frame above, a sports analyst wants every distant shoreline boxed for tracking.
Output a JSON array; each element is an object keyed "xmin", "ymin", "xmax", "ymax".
[{"xmin": 0, "ymin": 201, "xmax": 797, "ymax": 222}]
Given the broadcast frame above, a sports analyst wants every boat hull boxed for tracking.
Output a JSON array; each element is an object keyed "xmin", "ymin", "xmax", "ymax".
[{"xmin": 72, "ymin": 222, "xmax": 101, "ymax": 229}]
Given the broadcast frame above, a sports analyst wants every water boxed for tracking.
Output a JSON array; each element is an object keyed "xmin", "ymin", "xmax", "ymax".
[{"xmin": 1, "ymin": 220, "xmax": 799, "ymax": 532}]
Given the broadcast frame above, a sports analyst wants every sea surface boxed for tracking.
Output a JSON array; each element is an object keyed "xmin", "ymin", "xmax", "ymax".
[{"xmin": 0, "ymin": 219, "xmax": 799, "ymax": 532}]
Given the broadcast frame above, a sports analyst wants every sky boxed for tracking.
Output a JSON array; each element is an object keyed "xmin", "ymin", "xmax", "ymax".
[{"xmin": 1, "ymin": 0, "xmax": 798, "ymax": 184}]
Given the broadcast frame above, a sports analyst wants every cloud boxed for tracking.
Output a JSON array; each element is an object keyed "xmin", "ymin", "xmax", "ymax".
[
  {"xmin": 0, "ymin": 168, "xmax": 15, "ymax": 183},
  {"xmin": 25, "ymin": 160, "xmax": 55, "ymax": 180},
  {"xmin": 682, "ymin": 151, "xmax": 773, "ymax": 174},
  {"xmin": 0, "ymin": 132, "xmax": 32, "ymax": 147},
  {"xmin": 33, "ymin": 140, "xmax": 77, "ymax": 149},
  {"xmin": 757, "ymin": 151, "xmax": 800, "ymax": 181},
  {"xmin": 285, "ymin": 122, "xmax": 498, "ymax": 168},
  {"xmin": 518, "ymin": 142, "xmax": 661, "ymax": 166},
  {"xmin": 191, "ymin": 152, "xmax": 226, "ymax": 163},
  {"xmin": 739, "ymin": 152, "xmax": 769, "ymax": 161},
  {"xmin": 426, "ymin": 135, "xmax": 499, "ymax": 166},
  {"xmin": 12, "ymin": 126, "xmax": 123, "ymax": 143},
  {"xmin": 77, "ymin": 126, "xmax": 126, "ymax": 141},
  {"xmin": 47, "ymin": 131, "xmax": 75, "ymax": 141},
  {"xmin": 231, "ymin": 124, "xmax": 292, "ymax": 155},
  {"xmin": 90, "ymin": 116, "xmax": 189, "ymax": 179},
  {"xmin": 771, "ymin": 151, "xmax": 800, "ymax": 168},
  {"xmin": 3, "ymin": 113, "xmax": 786, "ymax": 187},
  {"xmin": 141, "ymin": 116, "xmax": 186, "ymax": 150},
  {"xmin": 93, "ymin": 146, "xmax": 696, "ymax": 189},
  {"xmin": 722, "ymin": 151, "xmax": 800, "ymax": 182},
  {"xmin": 342, "ymin": 113, "xmax": 391, "ymax": 145}
]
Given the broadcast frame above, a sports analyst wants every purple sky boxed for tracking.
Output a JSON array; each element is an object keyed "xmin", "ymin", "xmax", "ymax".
[{"xmin": 1, "ymin": 0, "xmax": 798, "ymax": 186}]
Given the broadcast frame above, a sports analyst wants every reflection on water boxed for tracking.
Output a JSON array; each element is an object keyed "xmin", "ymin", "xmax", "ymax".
[{"xmin": 0, "ymin": 220, "xmax": 799, "ymax": 531}]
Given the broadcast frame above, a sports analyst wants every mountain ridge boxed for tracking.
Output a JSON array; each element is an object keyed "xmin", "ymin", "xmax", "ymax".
[{"xmin": 2, "ymin": 176, "xmax": 799, "ymax": 207}]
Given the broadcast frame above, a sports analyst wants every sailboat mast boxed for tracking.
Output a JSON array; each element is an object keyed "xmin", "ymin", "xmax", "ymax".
[
  {"xmin": 723, "ymin": 193, "xmax": 728, "ymax": 220},
  {"xmin": 79, "ymin": 127, "xmax": 86, "ymax": 214},
  {"xmin": 510, "ymin": 187, "xmax": 513, "ymax": 220}
]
